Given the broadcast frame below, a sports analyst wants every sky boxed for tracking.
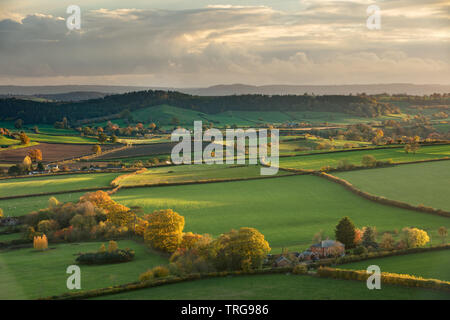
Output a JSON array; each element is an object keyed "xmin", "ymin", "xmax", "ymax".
[{"xmin": 0, "ymin": 0, "xmax": 449, "ymax": 87}]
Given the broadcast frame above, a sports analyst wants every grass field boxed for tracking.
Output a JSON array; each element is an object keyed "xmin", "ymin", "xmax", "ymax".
[
  {"xmin": 91, "ymin": 273, "xmax": 450, "ymax": 300},
  {"xmin": 0, "ymin": 240, "xmax": 168, "ymax": 299},
  {"xmin": 339, "ymin": 250, "xmax": 450, "ymax": 281},
  {"xmin": 279, "ymin": 144, "xmax": 450, "ymax": 170},
  {"xmin": 0, "ymin": 191, "xmax": 88, "ymax": 217},
  {"xmin": 0, "ymin": 172, "xmax": 120, "ymax": 198},
  {"xmin": 117, "ymin": 165, "xmax": 288, "ymax": 186},
  {"xmin": 111, "ymin": 175, "xmax": 450, "ymax": 252},
  {"xmin": 26, "ymin": 133, "xmax": 99, "ymax": 144},
  {"xmin": 335, "ymin": 161, "xmax": 450, "ymax": 211}
]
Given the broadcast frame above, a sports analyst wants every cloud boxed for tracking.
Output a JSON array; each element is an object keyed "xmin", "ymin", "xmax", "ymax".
[{"xmin": 0, "ymin": 1, "xmax": 448, "ymax": 85}]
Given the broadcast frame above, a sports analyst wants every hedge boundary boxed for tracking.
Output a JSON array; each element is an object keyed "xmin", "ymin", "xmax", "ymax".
[
  {"xmin": 317, "ymin": 267, "xmax": 450, "ymax": 292},
  {"xmin": 317, "ymin": 172, "xmax": 450, "ymax": 218},
  {"xmin": 309, "ymin": 244, "xmax": 450, "ymax": 268},
  {"xmin": 39, "ymin": 267, "xmax": 294, "ymax": 300}
]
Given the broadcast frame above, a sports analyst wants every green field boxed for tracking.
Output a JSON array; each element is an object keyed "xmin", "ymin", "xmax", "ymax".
[
  {"xmin": 0, "ymin": 173, "xmax": 121, "ymax": 198},
  {"xmin": 339, "ymin": 250, "xmax": 450, "ymax": 281},
  {"xmin": 336, "ymin": 161, "xmax": 450, "ymax": 211},
  {"xmin": 0, "ymin": 192, "xmax": 88, "ymax": 217},
  {"xmin": 25, "ymin": 133, "xmax": 99, "ymax": 144},
  {"xmin": 112, "ymin": 175, "xmax": 450, "ymax": 252},
  {"xmin": 0, "ymin": 240, "xmax": 168, "ymax": 299},
  {"xmin": 279, "ymin": 144, "xmax": 450, "ymax": 170},
  {"xmin": 117, "ymin": 165, "xmax": 288, "ymax": 186},
  {"xmin": 91, "ymin": 273, "xmax": 450, "ymax": 300}
]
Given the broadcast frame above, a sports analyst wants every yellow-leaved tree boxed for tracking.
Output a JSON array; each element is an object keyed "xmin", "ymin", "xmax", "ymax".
[
  {"xmin": 33, "ymin": 235, "xmax": 48, "ymax": 251},
  {"xmin": 403, "ymin": 227, "xmax": 430, "ymax": 248},
  {"xmin": 143, "ymin": 209, "xmax": 185, "ymax": 253},
  {"xmin": 211, "ymin": 227, "xmax": 271, "ymax": 271}
]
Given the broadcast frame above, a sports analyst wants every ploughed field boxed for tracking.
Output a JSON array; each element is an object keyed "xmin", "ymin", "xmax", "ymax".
[
  {"xmin": 0, "ymin": 143, "xmax": 118, "ymax": 164},
  {"xmin": 90, "ymin": 273, "xmax": 450, "ymax": 300},
  {"xmin": 338, "ymin": 249, "xmax": 450, "ymax": 281},
  {"xmin": 111, "ymin": 175, "xmax": 450, "ymax": 252},
  {"xmin": 0, "ymin": 240, "xmax": 168, "ymax": 299},
  {"xmin": 335, "ymin": 161, "xmax": 450, "ymax": 211},
  {"xmin": 279, "ymin": 144, "xmax": 450, "ymax": 170}
]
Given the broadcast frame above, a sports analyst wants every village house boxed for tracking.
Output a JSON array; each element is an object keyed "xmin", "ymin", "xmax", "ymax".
[{"xmin": 309, "ymin": 240, "xmax": 345, "ymax": 258}]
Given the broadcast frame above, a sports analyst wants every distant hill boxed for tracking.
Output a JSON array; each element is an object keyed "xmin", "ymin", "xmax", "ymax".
[
  {"xmin": 0, "ymin": 83, "xmax": 448, "ymax": 97},
  {"xmin": 183, "ymin": 84, "xmax": 450, "ymax": 96}
]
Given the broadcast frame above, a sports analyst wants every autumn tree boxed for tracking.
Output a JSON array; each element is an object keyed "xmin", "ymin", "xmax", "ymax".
[
  {"xmin": 180, "ymin": 232, "xmax": 204, "ymax": 250},
  {"xmin": 402, "ymin": 227, "xmax": 430, "ymax": 248},
  {"xmin": 211, "ymin": 227, "xmax": 271, "ymax": 271},
  {"xmin": 0, "ymin": 208, "xmax": 3, "ymax": 219},
  {"xmin": 19, "ymin": 132, "xmax": 30, "ymax": 145},
  {"xmin": 438, "ymin": 227, "xmax": 448, "ymax": 244},
  {"xmin": 143, "ymin": 209, "xmax": 185, "ymax": 253},
  {"xmin": 380, "ymin": 233, "xmax": 395, "ymax": 250},
  {"xmin": 335, "ymin": 217, "xmax": 356, "ymax": 249},
  {"xmin": 22, "ymin": 155, "xmax": 32, "ymax": 171},
  {"xmin": 33, "ymin": 235, "xmax": 48, "ymax": 251},
  {"xmin": 28, "ymin": 149, "xmax": 42, "ymax": 162},
  {"xmin": 92, "ymin": 144, "xmax": 102, "ymax": 155}
]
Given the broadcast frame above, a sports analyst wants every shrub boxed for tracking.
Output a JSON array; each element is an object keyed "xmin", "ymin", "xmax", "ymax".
[
  {"xmin": 76, "ymin": 249, "xmax": 135, "ymax": 265},
  {"xmin": 402, "ymin": 227, "xmax": 430, "ymax": 248},
  {"xmin": 152, "ymin": 266, "xmax": 170, "ymax": 278},
  {"xmin": 352, "ymin": 246, "xmax": 368, "ymax": 256},
  {"xmin": 380, "ymin": 233, "xmax": 395, "ymax": 250},
  {"xmin": 37, "ymin": 219, "xmax": 60, "ymax": 234},
  {"xmin": 139, "ymin": 270, "xmax": 154, "ymax": 282},
  {"xmin": 292, "ymin": 264, "xmax": 308, "ymax": 274},
  {"xmin": 108, "ymin": 240, "xmax": 118, "ymax": 252}
]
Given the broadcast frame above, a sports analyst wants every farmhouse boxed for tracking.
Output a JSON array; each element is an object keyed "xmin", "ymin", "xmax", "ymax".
[{"xmin": 310, "ymin": 240, "xmax": 345, "ymax": 258}]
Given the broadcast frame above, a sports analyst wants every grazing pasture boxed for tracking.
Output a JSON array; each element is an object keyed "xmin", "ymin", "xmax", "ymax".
[
  {"xmin": 0, "ymin": 172, "xmax": 120, "ymax": 198},
  {"xmin": 279, "ymin": 144, "xmax": 450, "ymax": 170},
  {"xmin": 0, "ymin": 240, "xmax": 168, "ymax": 299},
  {"xmin": 112, "ymin": 175, "xmax": 450, "ymax": 252},
  {"xmin": 91, "ymin": 273, "xmax": 450, "ymax": 300},
  {"xmin": 116, "ymin": 164, "xmax": 288, "ymax": 186},
  {"xmin": 336, "ymin": 161, "xmax": 450, "ymax": 211},
  {"xmin": 95, "ymin": 143, "xmax": 177, "ymax": 160},
  {"xmin": 338, "ymin": 250, "xmax": 450, "ymax": 281},
  {"xmin": 0, "ymin": 192, "xmax": 87, "ymax": 217}
]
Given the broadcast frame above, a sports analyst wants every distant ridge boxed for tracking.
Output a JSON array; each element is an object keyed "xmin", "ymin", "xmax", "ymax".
[{"xmin": 0, "ymin": 83, "xmax": 448, "ymax": 97}]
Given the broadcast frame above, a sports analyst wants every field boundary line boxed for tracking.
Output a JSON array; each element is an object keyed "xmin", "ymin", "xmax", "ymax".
[{"xmin": 0, "ymin": 186, "xmax": 113, "ymax": 201}]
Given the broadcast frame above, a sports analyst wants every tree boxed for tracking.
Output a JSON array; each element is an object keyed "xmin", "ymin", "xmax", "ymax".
[
  {"xmin": 108, "ymin": 240, "xmax": 118, "ymax": 252},
  {"xmin": 0, "ymin": 208, "xmax": 3, "ymax": 219},
  {"xmin": 335, "ymin": 217, "xmax": 356, "ymax": 249},
  {"xmin": 37, "ymin": 162, "xmax": 45, "ymax": 172},
  {"xmin": 149, "ymin": 123, "xmax": 156, "ymax": 131},
  {"xmin": 144, "ymin": 209, "xmax": 185, "ymax": 253},
  {"xmin": 110, "ymin": 134, "xmax": 118, "ymax": 143},
  {"xmin": 98, "ymin": 132, "xmax": 108, "ymax": 143},
  {"xmin": 361, "ymin": 226, "xmax": 377, "ymax": 248},
  {"xmin": 48, "ymin": 196, "xmax": 60, "ymax": 208},
  {"xmin": 211, "ymin": 227, "xmax": 271, "ymax": 271},
  {"xmin": 33, "ymin": 235, "xmax": 48, "ymax": 251},
  {"xmin": 19, "ymin": 132, "xmax": 30, "ymax": 145},
  {"xmin": 438, "ymin": 227, "xmax": 448, "ymax": 244},
  {"xmin": 37, "ymin": 219, "xmax": 60, "ymax": 234},
  {"xmin": 380, "ymin": 233, "xmax": 395, "ymax": 250},
  {"xmin": 402, "ymin": 227, "xmax": 430, "ymax": 248},
  {"xmin": 92, "ymin": 144, "xmax": 102, "ymax": 155},
  {"xmin": 28, "ymin": 149, "xmax": 42, "ymax": 162},
  {"xmin": 14, "ymin": 119, "xmax": 23, "ymax": 129},
  {"xmin": 22, "ymin": 156, "xmax": 32, "ymax": 171}
]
